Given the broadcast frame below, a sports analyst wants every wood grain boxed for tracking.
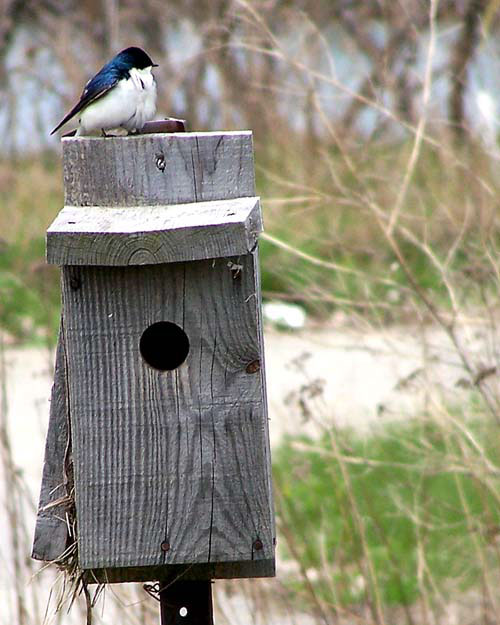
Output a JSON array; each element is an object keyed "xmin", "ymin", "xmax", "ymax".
[
  {"xmin": 46, "ymin": 197, "xmax": 262, "ymax": 266},
  {"xmin": 32, "ymin": 323, "xmax": 72, "ymax": 561},
  {"xmin": 61, "ymin": 252, "xmax": 274, "ymax": 576},
  {"xmin": 62, "ymin": 132, "xmax": 255, "ymax": 207}
]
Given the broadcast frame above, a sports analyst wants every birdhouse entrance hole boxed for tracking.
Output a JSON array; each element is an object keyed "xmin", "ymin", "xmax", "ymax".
[{"xmin": 140, "ymin": 321, "xmax": 190, "ymax": 371}]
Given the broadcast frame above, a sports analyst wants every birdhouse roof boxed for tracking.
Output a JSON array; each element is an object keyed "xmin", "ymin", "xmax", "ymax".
[{"xmin": 46, "ymin": 197, "xmax": 262, "ymax": 266}]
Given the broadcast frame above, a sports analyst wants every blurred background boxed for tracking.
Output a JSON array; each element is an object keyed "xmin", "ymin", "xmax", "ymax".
[{"xmin": 2, "ymin": 1, "xmax": 500, "ymax": 624}]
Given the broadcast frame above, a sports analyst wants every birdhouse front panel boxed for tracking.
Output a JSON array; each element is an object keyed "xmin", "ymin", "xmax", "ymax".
[{"xmin": 61, "ymin": 252, "xmax": 273, "ymax": 575}]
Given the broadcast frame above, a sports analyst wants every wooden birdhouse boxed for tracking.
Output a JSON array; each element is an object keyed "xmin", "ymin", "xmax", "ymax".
[{"xmin": 32, "ymin": 131, "xmax": 275, "ymax": 592}]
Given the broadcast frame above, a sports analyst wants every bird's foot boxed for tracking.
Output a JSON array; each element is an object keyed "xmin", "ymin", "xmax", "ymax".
[{"xmin": 101, "ymin": 128, "xmax": 121, "ymax": 138}]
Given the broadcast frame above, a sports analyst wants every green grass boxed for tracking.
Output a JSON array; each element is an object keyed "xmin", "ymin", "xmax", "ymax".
[
  {"xmin": 0, "ymin": 155, "xmax": 62, "ymax": 342},
  {"xmin": 0, "ymin": 237, "xmax": 60, "ymax": 342},
  {"xmin": 273, "ymin": 416, "xmax": 500, "ymax": 609}
]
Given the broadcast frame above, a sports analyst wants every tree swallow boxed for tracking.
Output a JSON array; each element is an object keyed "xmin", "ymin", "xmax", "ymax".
[{"xmin": 51, "ymin": 47, "xmax": 158, "ymax": 136}]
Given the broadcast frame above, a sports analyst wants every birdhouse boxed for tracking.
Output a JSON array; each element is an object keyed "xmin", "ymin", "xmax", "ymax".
[{"xmin": 32, "ymin": 131, "xmax": 275, "ymax": 586}]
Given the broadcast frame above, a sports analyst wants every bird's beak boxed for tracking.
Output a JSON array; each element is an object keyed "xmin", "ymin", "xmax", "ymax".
[{"xmin": 152, "ymin": 63, "xmax": 159, "ymax": 68}]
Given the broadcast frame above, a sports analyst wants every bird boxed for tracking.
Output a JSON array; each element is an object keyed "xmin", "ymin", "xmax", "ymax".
[{"xmin": 51, "ymin": 47, "xmax": 158, "ymax": 137}]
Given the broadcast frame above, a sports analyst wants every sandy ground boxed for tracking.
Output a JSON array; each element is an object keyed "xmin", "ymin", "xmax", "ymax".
[
  {"xmin": 3, "ymin": 321, "xmax": 476, "ymax": 492},
  {"xmin": 0, "ymin": 320, "xmax": 490, "ymax": 623}
]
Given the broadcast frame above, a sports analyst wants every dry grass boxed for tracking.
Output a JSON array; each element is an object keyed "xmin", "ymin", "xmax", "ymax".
[{"xmin": 0, "ymin": 157, "xmax": 63, "ymax": 243}]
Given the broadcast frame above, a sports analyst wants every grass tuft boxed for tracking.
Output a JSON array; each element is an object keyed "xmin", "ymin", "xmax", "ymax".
[{"xmin": 274, "ymin": 415, "xmax": 500, "ymax": 617}]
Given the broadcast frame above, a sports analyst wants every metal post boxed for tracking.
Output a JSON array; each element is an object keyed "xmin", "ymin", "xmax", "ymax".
[{"xmin": 159, "ymin": 580, "xmax": 214, "ymax": 625}]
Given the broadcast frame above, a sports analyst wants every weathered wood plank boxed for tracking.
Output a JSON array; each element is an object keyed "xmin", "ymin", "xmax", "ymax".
[
  {"xmin": 252, "ymin": 247, "xmax": 276, "ymax": 543},
  {"xmin": 32, "ymin": 322, "xmax": 72, "ymax": 561},
  {"xmin": 62, "ymin": 132, "xmax": 255, "ymax": 207},
  {"xmin": 46, "ymin": 197, "xmax": 263, "ymax": 266},
  {"xmin": 61, "ymin": 253, "xmax": 274, "ymax": 576}
]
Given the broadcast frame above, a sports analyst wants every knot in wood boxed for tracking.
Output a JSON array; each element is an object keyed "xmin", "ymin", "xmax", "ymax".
[{"xmin": 69, "ymin": 274, "xmax": 81, "ymax": 291}]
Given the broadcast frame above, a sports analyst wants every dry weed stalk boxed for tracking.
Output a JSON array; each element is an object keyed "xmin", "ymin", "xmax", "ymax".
[
  {"xmin": 0, "ymin": 335, "xmax": 44, "ymax": 625},
  {"xmin": 237, "ymin": 3, "xmax": 500, "ymax": 623}
]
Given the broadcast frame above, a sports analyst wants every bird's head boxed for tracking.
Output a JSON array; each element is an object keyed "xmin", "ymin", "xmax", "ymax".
[{"xmin": 114, "ymin": 47, "xmax": 159, "ymax": 71}]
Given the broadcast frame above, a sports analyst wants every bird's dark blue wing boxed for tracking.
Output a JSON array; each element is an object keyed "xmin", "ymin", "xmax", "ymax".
[{"xmin": 51, "ymin": 62, "xmax": 127, "ymax": 135}]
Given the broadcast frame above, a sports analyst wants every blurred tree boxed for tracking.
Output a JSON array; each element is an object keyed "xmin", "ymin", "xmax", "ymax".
[
  {"xmin": 449, "ymin": 0, "xmax": 488, "ymax": 141},
  {"xmin": 0, "ymin": 0, "xmax": 498, "ymax": 151}
]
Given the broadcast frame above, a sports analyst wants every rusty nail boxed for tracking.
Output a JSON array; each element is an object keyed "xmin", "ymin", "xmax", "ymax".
[
  {"xmin": 246, "ymin": 359, "xmax": 260, "ymax": 374},
  {"xmin": 253, "ymin": 539, "xmax": 263, "ymax": 551},
  {"xmin": 161, "ymin": 541, "xmax": 170, "ymax": 552}
]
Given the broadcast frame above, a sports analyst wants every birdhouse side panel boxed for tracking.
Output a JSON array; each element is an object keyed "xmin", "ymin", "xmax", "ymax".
[{"xmin": 32, "ymin": 326, "xmax": 72, "ymax": 562}]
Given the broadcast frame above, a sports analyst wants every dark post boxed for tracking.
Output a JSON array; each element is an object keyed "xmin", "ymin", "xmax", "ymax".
[{"xmin": 159, "ymin": 581, "xmax": 214, "ymax": 625}]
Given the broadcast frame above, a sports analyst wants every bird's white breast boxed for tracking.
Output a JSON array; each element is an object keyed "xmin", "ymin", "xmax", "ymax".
[{"xmin": 77, "ymin": 67, "xmax": 157, "ymax": 135}]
